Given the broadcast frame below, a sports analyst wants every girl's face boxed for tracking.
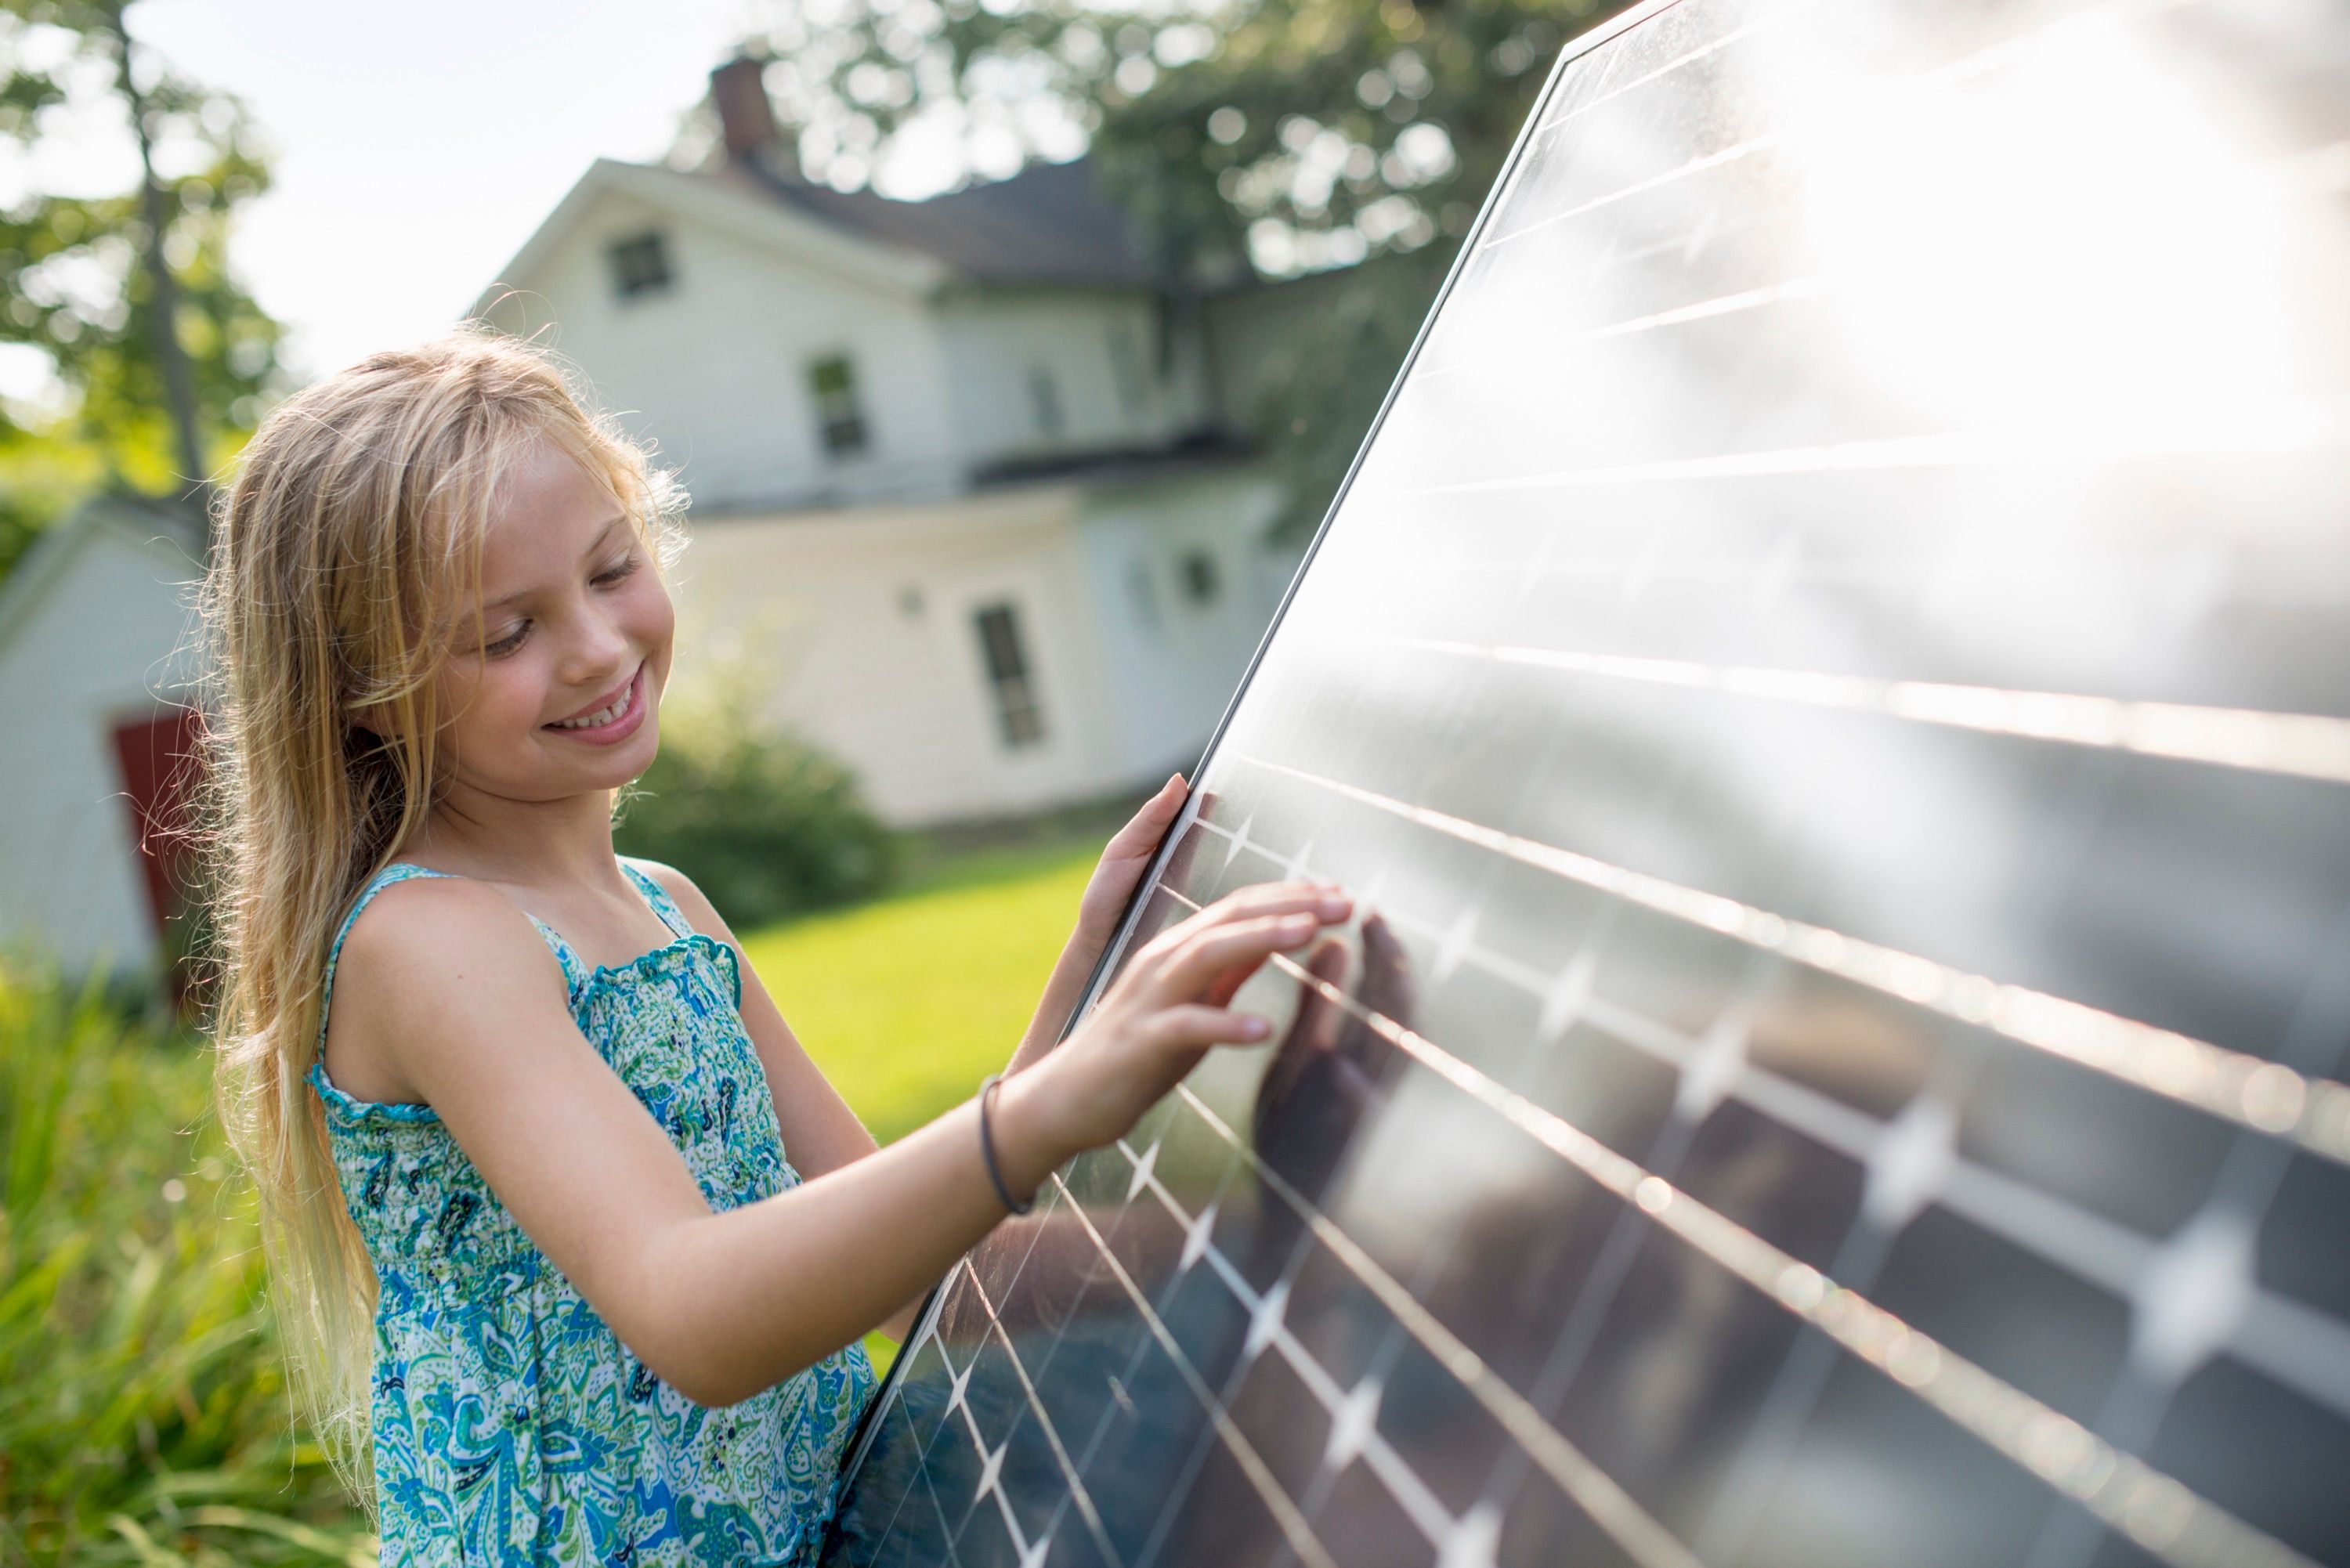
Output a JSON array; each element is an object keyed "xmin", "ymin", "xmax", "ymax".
[{"xmin": 433, "ymin": 441, "xmax": 674, "ymax": 804}]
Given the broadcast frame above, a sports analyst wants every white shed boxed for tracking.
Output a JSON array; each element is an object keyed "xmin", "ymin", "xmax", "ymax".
[{"xmin": 0, "ymin": 497, "xmax": 208, "ymax": 980}]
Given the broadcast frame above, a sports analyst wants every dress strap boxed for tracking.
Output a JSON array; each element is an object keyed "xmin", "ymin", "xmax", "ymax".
[
  {"xmin": 620, "ymin": 859, "xmax": 698, "ymax": 940},
  {"xmin": 522, "ymin": 912, "xmax": 594, "ymax": 997},
  {"xmin": 317, "ymin": 863, "xmax": 459, "ymax": 1050}
]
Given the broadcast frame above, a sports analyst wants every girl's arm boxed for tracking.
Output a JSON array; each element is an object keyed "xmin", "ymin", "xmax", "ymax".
[
  {"xmin": 634, "ymin": 775, "xmax": 1189, "ymax": 1338},
  {"xmin": 641, "ymin": 775, "xmax": 1191, "ymax": 1190},
  {"xmin": 632, "ymin": 862, "xmax": 912, "ymax": 1339},
  {"xmin": 333, "ymin": 873, "xmax": 1347, "ymax": 1408}
]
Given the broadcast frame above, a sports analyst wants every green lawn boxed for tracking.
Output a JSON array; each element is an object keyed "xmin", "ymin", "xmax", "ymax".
[{"xmin": 737, "ymin": 840, "xmax": 1096, "ymax": 1147}]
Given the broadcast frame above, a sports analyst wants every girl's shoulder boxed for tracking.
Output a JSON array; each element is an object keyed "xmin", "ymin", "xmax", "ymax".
[
  {"xmin": 317, "ymin": 866, "xmax": 569, "ymax": 1107},
  {"xmin": 331, "ymin": 866, "xmax": 560, "ymax": 997}
]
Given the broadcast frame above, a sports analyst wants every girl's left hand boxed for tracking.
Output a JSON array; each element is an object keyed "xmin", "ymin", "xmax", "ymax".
[
  {"xmin": 1071, "ymin": 774, "xmax": 1189, "ymax": 953},
  {"xmin": 1007, "ymin": 774, "xmax": 1191, "ymax": 1075}
]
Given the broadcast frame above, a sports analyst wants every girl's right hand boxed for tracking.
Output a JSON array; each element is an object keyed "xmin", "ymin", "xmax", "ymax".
[{"xmin": 1004, "ymin": 881, "xmax": 1354, "ymax": 1173}]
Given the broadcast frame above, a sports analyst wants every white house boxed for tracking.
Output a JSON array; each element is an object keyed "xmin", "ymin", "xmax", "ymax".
[
  {"xmin": 0, "ymin": 59, "xmax": 1348, "ymax": 980},
  {"xmin": 0, "ymin": 497, "xmax": 207, "ymax": 977},
  {"xmin": 476, "ymin": 56, "xmax": 1305, "ymax": 824}
]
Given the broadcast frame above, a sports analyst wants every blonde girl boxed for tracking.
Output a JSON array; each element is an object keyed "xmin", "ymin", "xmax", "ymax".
[{"xmin": 203, "ymin": 332, "xmax": 1349, "ymax": 1566}]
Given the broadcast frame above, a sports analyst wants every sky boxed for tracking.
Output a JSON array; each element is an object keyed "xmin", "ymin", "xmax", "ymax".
[
  {"xmin": 7, "ymin": 0, "xmax": 1061, "ymax": 402},
  {"xmin": 60, "ymin": 0, "xmax": 792, "ymax": 381}
]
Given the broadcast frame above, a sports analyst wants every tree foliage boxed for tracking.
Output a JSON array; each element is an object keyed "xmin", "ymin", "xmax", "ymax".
[
  {"xmin": 0, "ymin": 0, "xmax": 283, "ymax": 576},
  {"xmin": 743, "ymin": 0, "xmax": 1630, "ymax": 533}
]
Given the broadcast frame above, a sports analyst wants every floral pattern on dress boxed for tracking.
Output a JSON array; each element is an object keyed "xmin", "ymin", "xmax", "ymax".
[{"xmin": 310, "ymin": 861, "xmax": 877, "ymax": 1567}]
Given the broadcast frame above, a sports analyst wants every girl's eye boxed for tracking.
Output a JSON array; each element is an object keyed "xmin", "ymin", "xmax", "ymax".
[
  {"xmin": 484, "ymin": 620, "xmax": 531, "ymax": 657},
  {"xmin": 594, "ymin": 553, "xmax": 640, "ymax": 587}
]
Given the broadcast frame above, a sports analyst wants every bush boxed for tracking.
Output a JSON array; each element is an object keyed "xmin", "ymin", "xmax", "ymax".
[
  {"xmin": 614, "ymin": 687, "xmax": 894, "ymax": 930},
  {"xmin": 0, "ymin": 965, "xmax": 374, "ymax": 1566}
]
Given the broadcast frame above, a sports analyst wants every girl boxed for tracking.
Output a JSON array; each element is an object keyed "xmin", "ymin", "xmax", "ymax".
[{"xmin": 202, "ymin": 332, "xmax": 1350, "ymax": 1566}]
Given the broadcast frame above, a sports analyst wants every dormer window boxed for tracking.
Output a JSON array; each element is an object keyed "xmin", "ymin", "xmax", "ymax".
[
  {"xmin": 807, "ymin": 353, "xmax": 869, "ymax": 457},
  {"xmin": 607, "ymin": 231, "xmax": 673, "ymax": 300}
]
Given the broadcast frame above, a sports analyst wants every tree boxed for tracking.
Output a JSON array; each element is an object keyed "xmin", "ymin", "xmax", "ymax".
[
  {"xmin": 739, "ymin": 0, "xmax": 1631, "ymax": 534},
  {"xmin": 0, "ymin": 0, "xmax": 283, "ymax": 576}
]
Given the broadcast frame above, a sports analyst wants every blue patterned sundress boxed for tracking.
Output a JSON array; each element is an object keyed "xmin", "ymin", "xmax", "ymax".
[{"xmin": 308, "ymin": 859, "xmax": 878, "ymax": 1566}]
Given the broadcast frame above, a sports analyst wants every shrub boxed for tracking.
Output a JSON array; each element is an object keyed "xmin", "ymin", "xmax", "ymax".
[{"xmin": 614, "ymin": 682, "xmax": 893, "ymax": 930}]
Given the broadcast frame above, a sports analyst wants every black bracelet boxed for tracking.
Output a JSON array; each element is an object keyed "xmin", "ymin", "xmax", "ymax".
[{"xmin": 977, "ymin": 1073, "xmax": 1034, "ymax": 1216}]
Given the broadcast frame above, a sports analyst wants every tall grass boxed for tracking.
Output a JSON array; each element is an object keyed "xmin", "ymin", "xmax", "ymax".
[
  {"xmin": 1, "ymin": 831, "xmax": 1104, "ymax": 1560},
  {"xmin": 0, "ymin": 969, "xmax": 374, "ymax": 1566}
]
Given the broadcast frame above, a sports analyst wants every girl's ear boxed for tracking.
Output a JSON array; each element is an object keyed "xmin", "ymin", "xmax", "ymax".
[{"xmin": 346, "ymin": 694, "xmax": 398, "ymax": 740}]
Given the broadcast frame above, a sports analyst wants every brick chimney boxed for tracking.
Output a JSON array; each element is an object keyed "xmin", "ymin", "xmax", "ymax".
[{"xmin": 710, "ymin": 53, "xmax": 791, "ymax": 172}]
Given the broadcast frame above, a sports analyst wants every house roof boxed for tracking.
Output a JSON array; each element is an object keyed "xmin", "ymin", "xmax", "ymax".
[
  {"xmin": 704, "ymin": 157, "xmax": 1166, "ymax": 289},
  {"xmin": 483, "ymin": 154, "xmax": 1171, "ymax": 311}
]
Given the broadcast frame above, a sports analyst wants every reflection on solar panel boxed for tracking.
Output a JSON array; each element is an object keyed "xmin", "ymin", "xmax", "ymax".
[{"xmin": 819, "ymin": 0, "xmax": 2350, "ymax": 1563}]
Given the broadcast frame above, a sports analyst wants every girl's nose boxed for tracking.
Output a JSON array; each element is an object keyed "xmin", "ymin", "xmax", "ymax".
[{"xmin": 561, "ymin": 607, "xmax": 634, "ymax": 687}]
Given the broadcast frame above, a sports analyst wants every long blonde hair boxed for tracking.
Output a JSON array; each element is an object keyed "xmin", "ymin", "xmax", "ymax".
[{"xmin": 200, "ymin": 331, "xmax": 682, "ymax": 1495}]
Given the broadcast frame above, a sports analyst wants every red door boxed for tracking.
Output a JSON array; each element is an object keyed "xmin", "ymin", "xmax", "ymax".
[{"xmin": 111, "ymin": 703, "xmax": 205, "ymax": 1003}]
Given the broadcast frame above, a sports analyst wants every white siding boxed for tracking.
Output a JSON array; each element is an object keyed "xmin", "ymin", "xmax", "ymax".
[
  {"xmin": 487, "ymin": 193, "xmax": 964, "ymax": 513},
  {"xmin": 669, "ymin": 486, "xmax": 1167, "ymax": 825},
  {"xmin": 663, "ymin": 471, "xmax": 1292, "ymax": 827},
  {"xmin": 0, "ymin": 522, "xmax": 204, "ymax": 975},
  {"xmin": 1075, "ymin": 471, "xmax": 1292, "ymax": 768},
  {"xmin": 934, "ymin": 292, "xmax": 1214, "ymax": 468},
  {"xmin": 481, "ymin": 169, "xmax": 1238, "ymax": 500}
]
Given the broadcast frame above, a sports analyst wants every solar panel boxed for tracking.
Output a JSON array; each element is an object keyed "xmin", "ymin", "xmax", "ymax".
[{"xmin": 818, "ymin": 1, "xmax": 2350, "ymax": 1563}]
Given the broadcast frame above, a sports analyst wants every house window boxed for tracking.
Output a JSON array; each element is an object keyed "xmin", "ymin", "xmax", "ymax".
[
  {"xmin": 1027, "ymin": 366, "xmax": 1065, "ymax": 440},
  {"xmin": 973, "ymin": 602, "xmax": 1046, "ymax": 748},
  {"xmin": 808, "ymin": 353, "xmax": 870, "ymax": 457},
  {"xmin": 1178, "ymin": 548, "xmax": 1222, "ymax": 606},
  {"xmin": 608, "ymin": 232, "xmax": 673, "ymax": 299},
  {"xmin": 1107, "ymin": 325, "xmax": 1147, "ymax": 422}
]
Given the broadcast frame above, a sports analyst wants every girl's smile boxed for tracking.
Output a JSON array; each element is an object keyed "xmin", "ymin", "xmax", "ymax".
[{"xmin": 544, "ymin": 661, "xmax": 649, "ymax": 746}]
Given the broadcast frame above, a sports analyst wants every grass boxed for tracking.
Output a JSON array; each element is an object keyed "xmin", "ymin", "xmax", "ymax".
[
  {"xmin": 0, "ymin": 974, "xmax": 374, "ymax": 1567},
  {"xmin": 3, "ymin": 832, "xmax": 1103, "ymax": 1562}
]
